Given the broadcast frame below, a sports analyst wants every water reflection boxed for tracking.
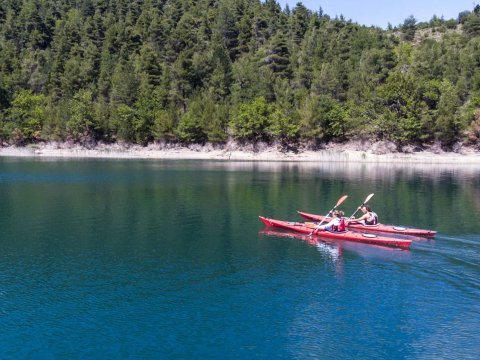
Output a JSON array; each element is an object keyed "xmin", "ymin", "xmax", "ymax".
[
  {"xmin": 5, "ymin": 157, "xmax": 480, "ymax": 177},
  {"xmin": 1, "ymin": 158, "xmax": 478, "ymax": 237},
  {"xmin": 183, "ymin": 160, "xmax": 480, "ymax": 179},
  {"xmin": 259, "ymin": 229, "xmax": 411, "ymax": 267}
]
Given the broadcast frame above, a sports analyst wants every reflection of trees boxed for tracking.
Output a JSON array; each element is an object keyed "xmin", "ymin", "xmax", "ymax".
[
  {"xmin": 462, "ymin": 181, "xmax": 480, "ymax": 216},
  {"xmin": 2, "ymin": 159, "xmax": 476, "ymax": 255},
  {"xmin": 198, "ymin": 161, "xmax": 479, "ymax": 235}
]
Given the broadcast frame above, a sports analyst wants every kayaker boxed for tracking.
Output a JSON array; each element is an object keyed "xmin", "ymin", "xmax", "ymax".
[
  {"xmin": 317, "ymin": 210, "xmax": 346, "ymax": 232},
  {"xmin": 349, "ymin": 206, "xmax": 378, "ymax": 225}
]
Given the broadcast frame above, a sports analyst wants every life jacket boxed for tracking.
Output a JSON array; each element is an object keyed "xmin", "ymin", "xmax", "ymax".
[
  {"xmin": 332, "ymin": 218, "xmax": 346, "ymax": 232},
  {"xmin": 365, "ymin": 212, "xmax": 378, "ymax": 225}
]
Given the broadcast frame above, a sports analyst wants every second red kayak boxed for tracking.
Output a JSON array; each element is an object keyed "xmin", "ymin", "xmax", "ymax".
[
  {"xmin": 259, "ymin": 216, "xmax": 412, "ymax": 248},
  {"xmin": 297, "ymin": 211, "xmax": 436, "ymax": 237}
]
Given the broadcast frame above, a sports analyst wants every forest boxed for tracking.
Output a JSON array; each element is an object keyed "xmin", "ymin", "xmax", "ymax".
[{"xmin": 1, "ymin": 0, "xmax": 480, "ymax": 150}]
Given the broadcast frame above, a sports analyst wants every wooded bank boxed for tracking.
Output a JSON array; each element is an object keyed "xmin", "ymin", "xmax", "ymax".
[{"xmin": 1, "ymin": 0, "xmax": 480, "ymax": 150}]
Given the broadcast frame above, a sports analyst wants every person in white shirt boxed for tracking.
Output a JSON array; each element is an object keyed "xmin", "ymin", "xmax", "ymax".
[{"xmin": 317, "ymin": 210, "xmax": 345, "ymax": 231}]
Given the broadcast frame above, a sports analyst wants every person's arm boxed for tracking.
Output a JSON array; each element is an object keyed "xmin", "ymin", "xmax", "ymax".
[
  {"xmin": 349, "ymin": 213, "xmax": 367, "ymax": 223},
  {"xmin": 318, "ymin": 218, "xmax": 336, "ymax": 230},
  {"xmin": 358, "ymin": 213, "xmax": 368, "ymax": 221}
]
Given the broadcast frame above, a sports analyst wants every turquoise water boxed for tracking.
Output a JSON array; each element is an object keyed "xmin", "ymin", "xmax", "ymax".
[{"xmin": 0, "ymin": 159, "xmax": 479, "ymax": 359}]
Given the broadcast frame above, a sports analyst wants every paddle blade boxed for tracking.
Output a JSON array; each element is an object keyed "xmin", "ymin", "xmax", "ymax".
[
  {"xmin": 336, "ymin": 195, "xmax": 348, "ymax": 207},
  {"xmin": 363, "ymin": 193, "xmax": 374, "ymax": 204}
]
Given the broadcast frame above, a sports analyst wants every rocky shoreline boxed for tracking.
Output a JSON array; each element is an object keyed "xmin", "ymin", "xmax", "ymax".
[{"xmin": 0, "ymin": 141, "xmax": 479, "ymax": 164}]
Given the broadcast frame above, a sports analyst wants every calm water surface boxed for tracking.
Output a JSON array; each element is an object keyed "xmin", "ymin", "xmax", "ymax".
[{"xmin": 0, "ymin": 159, "xmax": 479, "ymax": 359}]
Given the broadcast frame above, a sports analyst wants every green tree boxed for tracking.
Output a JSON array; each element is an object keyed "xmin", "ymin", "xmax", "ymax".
[
  {"xmin": 298, "ymin": 94, "xmax": 325, "ymax": 141},
  {"xmin": 268, "ymin": 105, "xmax": 300, "ymax": 144},
  {"xmin": 231, "ymin": 55, "xmax": 275, "ymax": 103},
  {"xmin": 289, "ymin": 3, "xmax": 310, "ymax": 45},
  {"xmin": 401, "ymin": 15, "xmax": 417, "ymax": 41},
  {"xmin": 463, "ymin": 13, "xmax": 480, "ymax": 37},
  {"xmin": 152, "ymin": 107, "xmax": 178, "ymax": 142},
  {"xmin": 205, "ymin": 42, "xmax": 233, "ymax": 101},
  {"xmin": 136, "ymin": 43, "xmax": 163, "ymax": 89},
  {"xmin": 5, "ymin": 90, "xmax": 46, "ymax": 144},
  {"xmin": 378, "ymin": 71, "xmax": 429, "ymax": 144},
  {"xmin": 299, "ymin": 94, "xmax": 347, "ymax": 142},
  {"xmin": 176, "ymin": 107, "xmax": 208, "ymax": 143},
  {"xmin": 132, "ymin": 93, "xmax": 156, "ymax": 145},
  {"xmin": 206, "ymin": 102, "xmax": 229, "ymax": 143},
  {"xmin": 113, "ymin": 104, "xmax": 137, "ymax": 143},
  {"xmin": 435, "ymin": 79, "xmax": 462, "ymax": 147},
  {"xmin": 214, "ymin": 0, "xmax": 240, "ymax": 60},
  {"xmin": 66, "ymin": 89, "xmax": 97, "ymax": 143},
  {"xmin": 294, "ymin": 24, "xmax": 318, "ymax": 90},
  {"xmin": 0, "ymin": 81, "xmax": 10, "ymax": 111},
  {"xmin": 312, "ymin": 61, "xmax": 341, "ymax": 99},
  {"xmin": 17, "ymin": 0, "xmax": 50, "ymax": 49},
  {"xmin": 262, "ymin": 33, "xmax": 291, "ymax": 78},
  {"xmin": 176, "ymin": 95, "xmax": 228, "ymax": 143},
  {"xmin": 110, "ymin": 60, "xmax": 139, "ymax": 106},
  {"xmin": 231, "ymin": 96, "xmax": 274, "ymax": 142}
]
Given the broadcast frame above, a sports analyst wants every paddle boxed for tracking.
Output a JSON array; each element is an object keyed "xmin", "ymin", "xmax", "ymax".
[
  {"xmin": 309, "ymin": 195, "xmax": 348, "ymax": 236},
  {"xmin": 349, "ymin": 193, "xmax": 374, "ymax": 220}
]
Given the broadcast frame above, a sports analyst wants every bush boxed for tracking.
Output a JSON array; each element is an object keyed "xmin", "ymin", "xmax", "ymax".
[
  {"xmin": 230, "ymin": 97, "xmax": 273, "ymax": 142},
  {"xmin": 6, "ymin": 90, "xmax": 46, "ymax": 144}
]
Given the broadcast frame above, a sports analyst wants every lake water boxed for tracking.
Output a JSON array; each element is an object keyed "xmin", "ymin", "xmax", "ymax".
[{"xmin": 0, "ymin": 158, "xmax": 479, "ymax": 359}]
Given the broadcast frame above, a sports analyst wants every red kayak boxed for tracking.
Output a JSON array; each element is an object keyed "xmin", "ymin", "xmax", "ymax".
[
  {"xmin": 259, "ymin": 216, "xmax": 412, "ymax": 248},
  {"xmin": 297, "ymin": 211, "xmax": 436, "ymax": 237}
]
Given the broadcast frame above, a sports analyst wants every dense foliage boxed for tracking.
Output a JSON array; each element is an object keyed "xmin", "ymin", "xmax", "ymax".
[{"xmin": 1, "ymin": 0, "xmax": 480, "ymax": 149}]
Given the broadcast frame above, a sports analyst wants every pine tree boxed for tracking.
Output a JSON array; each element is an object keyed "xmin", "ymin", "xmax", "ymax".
[
  {"xmin": 435, "ymin": 79, "xmax": 462, "ymax": 147},
  {"xmin": 262, "ymin": 33, "xmax": 291, "ymax": 78}
]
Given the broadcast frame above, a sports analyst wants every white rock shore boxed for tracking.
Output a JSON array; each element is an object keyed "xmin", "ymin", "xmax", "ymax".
[{"xmin": 1, "ymin": 141, "xmax": 479, "ymax": 164}]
